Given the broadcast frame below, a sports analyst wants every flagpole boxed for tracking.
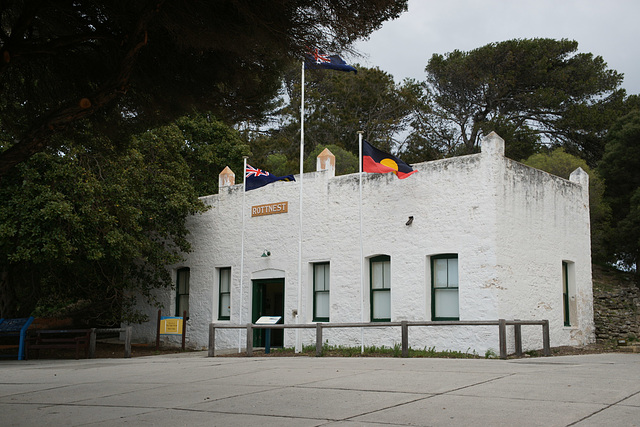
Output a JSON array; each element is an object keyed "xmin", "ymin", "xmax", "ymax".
[
  {"xmin": 296, "ymin": 60, "xmax": 305, "ymax": 353},
  {"xmin": 239, "ymin": 156, "xmax": 248, "ymax": 353},
  {"xmin": 358, "ymin": 131, "xmax": 364, "ymax": 354}
]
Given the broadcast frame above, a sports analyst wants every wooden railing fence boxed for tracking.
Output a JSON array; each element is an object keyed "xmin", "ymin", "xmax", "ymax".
[
  {"xmin": 208, "ymin": 319, "xmax": 550, "ymax": 359},
  {"xmin": 88, "ymin": 326, "xmax": 132, "ymax": 358}
]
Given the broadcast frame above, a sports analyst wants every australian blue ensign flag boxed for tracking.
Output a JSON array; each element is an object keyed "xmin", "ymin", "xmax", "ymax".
[
  {"xmin": 245, "ymin": 165, "xmax": 295, "ymax": 191},
  {"xmin": 304, "ymin": 48, "xmax": 357, "ymax": 73}
]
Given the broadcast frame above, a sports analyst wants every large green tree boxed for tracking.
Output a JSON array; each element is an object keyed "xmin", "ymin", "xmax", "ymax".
[
  {"xmin": 0, "ymin": 120, "xmax": 227, "ymax": 321},
  {"xmin": 598, "ymin": 110, "xmax": 640, "ymax": 273},
  {"xmin": 408, "ymin": 38, "xmax": 627, "ymax": 164},
  {"xmin": 298, "ymin": 65, "xmax": 418, "ymax": 154},
  {"xmin": 176, "ymin": 113, "xmax": 249, "ymax": 196},
  {"xmin": 251, "ymin": 64, "xmax": 418, "ymax": 170},
  {"xmin": 0, "ymin": 0, "xmax": 408, "ymax": 177}
]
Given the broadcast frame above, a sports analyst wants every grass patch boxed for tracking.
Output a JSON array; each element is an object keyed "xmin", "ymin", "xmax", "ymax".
[{"xmin": 266, "ymin": 343, "xmax": 483, "ymax": 359}]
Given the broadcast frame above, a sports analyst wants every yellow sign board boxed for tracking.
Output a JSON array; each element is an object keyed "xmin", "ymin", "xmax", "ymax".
[
  {"xmin": 251, "ymin": 201, "xmax": 288, "ymax": 217},
  {"xmin": 160, "ymin": 317, "xmax": 183, "ymax": 335}
]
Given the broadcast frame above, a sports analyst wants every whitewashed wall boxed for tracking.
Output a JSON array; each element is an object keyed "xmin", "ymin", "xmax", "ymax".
[{"xmin": 131, "ymin": 132, "xmax": 594, "ymax": 354}]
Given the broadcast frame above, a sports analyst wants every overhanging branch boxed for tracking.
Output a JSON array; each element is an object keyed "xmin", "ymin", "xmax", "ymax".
[{"xmin": 0, "ymin": 4, "xmax": 161, "ymax": 179}]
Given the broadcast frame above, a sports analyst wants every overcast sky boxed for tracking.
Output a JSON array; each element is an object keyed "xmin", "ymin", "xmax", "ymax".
[{"xmin": 354, "ymin": 0, "xmax": 640, "ymax": 94}]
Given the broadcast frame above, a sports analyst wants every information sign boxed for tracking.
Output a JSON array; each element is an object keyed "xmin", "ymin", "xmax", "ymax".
[
  {"xmin": 255, "ymin": 316, "xmax": 281, "ymax": 325},
  {"xmin": 160, "ymin": 316, "xmax": 183, "ymax": 335}
]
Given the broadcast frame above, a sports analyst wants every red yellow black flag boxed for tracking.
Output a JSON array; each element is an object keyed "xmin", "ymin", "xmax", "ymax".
[{"xmin": 362, "ymin": 140, "xmax": 416, "ymax": 179}]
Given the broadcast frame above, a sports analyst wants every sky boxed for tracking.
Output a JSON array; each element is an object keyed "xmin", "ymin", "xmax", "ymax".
[{"xmin": 354, "ymin": 0, "xmax": 640, "ymax": 94}]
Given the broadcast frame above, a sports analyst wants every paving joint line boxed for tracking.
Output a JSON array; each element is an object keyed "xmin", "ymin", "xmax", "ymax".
[
  {"xmin": 565, "ymin": 388, "xmax": 640, "ymax": 426},
  {"xmin": 339, "ymin": 373, "xmax": 516, "ymax": 422}
]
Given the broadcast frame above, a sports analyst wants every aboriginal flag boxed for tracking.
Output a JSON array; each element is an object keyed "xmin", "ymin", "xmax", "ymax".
[
  {"xmin": 362, "ymin": 140, "xmax": 416, "ymax": 179},
  {"xmin": 245, "ymin": 165, "xmax": 295, "ymax": 191}
]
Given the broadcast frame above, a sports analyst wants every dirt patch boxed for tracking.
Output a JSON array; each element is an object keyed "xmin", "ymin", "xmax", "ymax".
[
  {"xmin": 2, "ymin": 339, "xmax": 634, "ymax": 360},
  {"xmin": 0, "ymin": 342, "xmax": 195, "ymax": 360},
  {"xmin": 92, "ymin": 342, "xmax": 196, "ymax": 359}
]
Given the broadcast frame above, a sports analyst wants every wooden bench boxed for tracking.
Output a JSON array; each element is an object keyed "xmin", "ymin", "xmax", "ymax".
[
  {"xmin": 26, "ymin": 329, "xmax": 92, "ymax": 360},
  {"xmin": 0, "ymin": 317, "xmax": 35, "ymax": 360}
]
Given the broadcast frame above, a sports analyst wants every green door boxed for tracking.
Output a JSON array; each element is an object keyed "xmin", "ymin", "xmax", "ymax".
[{"xmin": 252, "ymin": 279, "xmax": 284, "ymax": 347}]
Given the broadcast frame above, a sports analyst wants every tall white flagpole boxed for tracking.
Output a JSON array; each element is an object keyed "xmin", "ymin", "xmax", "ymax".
[
  {"xmin": 238, "ymin": 156, "xmax": 248, "ymax": 353},
  {"xmin": 296, "ymin": 60, "xmax": 305, "ymax": 353},
  {"xmin": 358, "ymin": 131, "xmax": 364, "ymax": 353}
]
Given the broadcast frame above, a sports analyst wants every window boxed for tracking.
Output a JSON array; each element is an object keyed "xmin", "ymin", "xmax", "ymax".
[
  {"xmin": 562, "ymin": 261, "xmax": 576, "ymax": 327},
  {"xmin": 176, "ymin": 268, "xmax": 190, "ymax": 318},
  {"xmin": 313, "ymin": 263, "xmax": 330, "ymax": 322},
  {"xmin": 431, "ymin": 254, "xmax": 459, "ymax": 320},
  {"xmin": 370, "ymin": 255, "xmax": 391, "ymax": 322},
  {"xmin": 219, "ymin": 267, "xmax": 231, "ymax": 320}
]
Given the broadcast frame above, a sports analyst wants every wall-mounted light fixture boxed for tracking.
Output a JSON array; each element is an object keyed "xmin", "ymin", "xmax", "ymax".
[{"xmin": 261, "ymin": 249, "xmax": 271, "ymax": 257}]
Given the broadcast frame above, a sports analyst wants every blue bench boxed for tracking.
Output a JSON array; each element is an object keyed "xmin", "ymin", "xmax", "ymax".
[{"xmin": 0, "ymin": 317, "xmax": 35, "ymax": 360}]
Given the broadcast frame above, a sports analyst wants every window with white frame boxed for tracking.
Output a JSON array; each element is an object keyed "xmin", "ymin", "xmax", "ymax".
[
  {"xmin": 370, "ymin": 255, "xmax": 391, "ymax": 322},
  {"xmin": 219, "ymin": 267, "xmax": 231, "ymax": 321},
  {"xmin": 431, "ymin": 254, "xmax": 459, "ymax": 320},
  {"xmin": 313, "ymin": 262, "xmax": 330, "ymax": 322}
]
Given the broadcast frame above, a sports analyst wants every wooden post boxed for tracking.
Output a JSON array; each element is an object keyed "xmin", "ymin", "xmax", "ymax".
[
  {"xmin": 499, "ymin": 319, "xmax": 507, "ymax": 359},
  {"xmin": 156, "ymin": 309, "xmax": 161, "ymax": 350},
  {"xmin": 89, "ymin": 328, "xmax": 96, "ymax": 359},
  {"xmin": 514, "ymin": 319, "xmax": 522, "ymax": 357},
  {"xmin": 316, "ymin": 323, "xmax": 323, "ymax": 357},
  {"xmin": 401, "ymin": 321, "xmax": 409, "ymax": 358},
  {"xmin": 181, "ymin": 310, "xmax": 187, "ymax": 351},
  {"xmin": 208, "ymin": 323, "xmax": 216, "ymax": 357},
  {"xmin": 124, "ymin": 326, "xmax": 132, "ymax": 358},
  {"xmin": 246, "ymin": 323, "xmax": 253, "ymax": 357},
  {"xmin": 542, "ymin": 319, "xmax": 551, "ymax": 356}
]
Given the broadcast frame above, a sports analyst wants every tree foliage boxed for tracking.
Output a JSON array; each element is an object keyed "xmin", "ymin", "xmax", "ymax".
[
  {"xmin": 0, "ymin": 119, "xmax": 230, "ymax": 322},
  {"xmin": 299, "ymin": 65, "xmax": 418, "ymax": 153},
  {"xmin": 0, "ymin": 0, "xmax": 408, "ymax": 177},
  {"xmin": 176, "ymin": 114, "xmax": 249, "ymax": 196},
  {"xmin": 408, "ymin": 38, "xmax": 627, "ymax": 164},
  {"xmin": 252, "ymin": 64, "xmax": 418, "ymax": 171},
  {"xmin": 304, "ymin": 144, "xmax": 359, "ymax": 175},
  {"xmin": 598, "ymin": 110, "xmax": 640, "ymax": 271}
]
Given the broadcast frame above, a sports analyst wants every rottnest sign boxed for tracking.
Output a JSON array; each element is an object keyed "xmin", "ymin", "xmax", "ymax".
[{"xmin": 252, "ymin": 201, "xmax": 288, "ymax": 217}]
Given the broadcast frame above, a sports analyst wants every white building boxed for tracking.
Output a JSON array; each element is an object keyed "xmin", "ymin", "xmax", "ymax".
[{"xmin": 133, "ymin": 132, "xmax": 595, "ymax": 355}]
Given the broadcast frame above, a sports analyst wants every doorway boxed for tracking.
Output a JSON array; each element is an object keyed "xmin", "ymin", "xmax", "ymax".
[{"xmin": 251, "ymin": 279, "xmax": 284, "ymax": 347}]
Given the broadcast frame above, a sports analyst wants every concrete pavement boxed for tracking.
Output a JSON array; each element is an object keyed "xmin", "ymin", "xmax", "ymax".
[{"xmin": 1, "ymin": 352, "xmax": 639, "ymax": 426}]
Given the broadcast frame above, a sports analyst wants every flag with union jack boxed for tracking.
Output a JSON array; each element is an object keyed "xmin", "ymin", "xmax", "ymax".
[
  {"xmin": 245, "ymin": 165, "xmax": 296, "ymax": 191},
  {"xmin": 304, "ymin": 48, "xmax": 357, "ymax": 73}
]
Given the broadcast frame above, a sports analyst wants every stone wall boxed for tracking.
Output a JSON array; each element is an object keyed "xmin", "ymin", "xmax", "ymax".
[{"xmin": 594, "ymin": 283, "xmax": 640, "ymax": 341}]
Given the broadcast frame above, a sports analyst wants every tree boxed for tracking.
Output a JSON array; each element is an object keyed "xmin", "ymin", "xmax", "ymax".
[
  {"xmin": 409, "ymin": 38, "xmax": 627, "ymax": 164},
  {"xmin": 254, "ymin": 64, "xmax": 419, "ymax": 170},
  {"xmin": 301, "ymin": 65, "xmax": 418, "ymax": 154},
  {"xmin": 0, "ymin": 123, "xmax": 209, "ymax": 322},
  {"xmin": 176, "ymin": 113, "xmax": 250, "ymax": 196},
  {"xmin": 523, "ymin": 148, "xmax": 611, "ymax": 263},
  {"xmin": 598, "ymin": 110, "xmax": 640, "ymax": 272},
  {"xmin": 0, "ymin": 0, "xmax": 408, "ymax": 177}
]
